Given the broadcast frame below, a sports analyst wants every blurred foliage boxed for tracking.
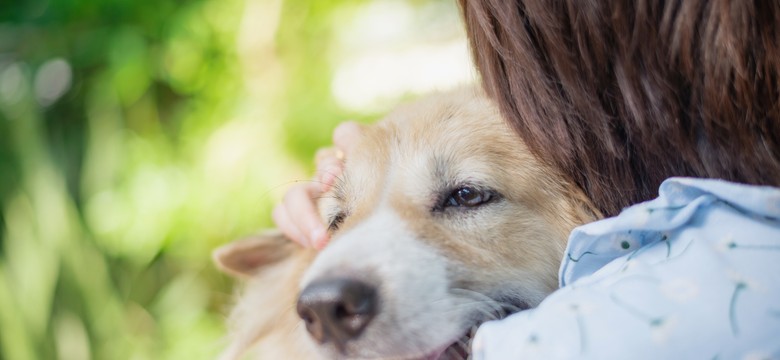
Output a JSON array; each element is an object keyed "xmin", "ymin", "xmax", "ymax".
[{"xmin": 0, "ymin": 0, "xmax": 465, "ymax": 359}]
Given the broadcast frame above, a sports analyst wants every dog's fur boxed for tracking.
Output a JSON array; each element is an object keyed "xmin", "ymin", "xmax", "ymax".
[{"xmin": 214, "ymin": 89, "xmax": 599, "ymax": 359}]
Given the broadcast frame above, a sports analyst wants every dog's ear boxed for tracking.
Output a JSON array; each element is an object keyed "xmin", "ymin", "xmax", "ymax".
[{"xmin": 212, "ymin": 230, "xmax": 296, "ymax": 278}]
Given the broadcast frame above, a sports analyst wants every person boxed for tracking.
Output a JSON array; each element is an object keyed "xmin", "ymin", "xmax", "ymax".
[{"xmin": 274, "ymin": 0, "xmax": 780, "ymax": 358}]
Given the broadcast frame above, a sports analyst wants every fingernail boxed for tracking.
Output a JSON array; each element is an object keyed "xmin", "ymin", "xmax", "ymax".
[{"xmin": 310, "ymin": 228, "xmax": 327, "ymax": 248}]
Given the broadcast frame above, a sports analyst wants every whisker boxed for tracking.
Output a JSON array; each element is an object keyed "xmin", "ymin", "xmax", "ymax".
[
  {"xmin": 311, "ymin": 195, "xmax": 339, "ymax": 201},
  {"xmin": 389, "ymin": 289, "xmax": 524, "ymax": 325},
  {"xmin": 283, "ymin": 287, "xmax": 525, "ymax": 359}
]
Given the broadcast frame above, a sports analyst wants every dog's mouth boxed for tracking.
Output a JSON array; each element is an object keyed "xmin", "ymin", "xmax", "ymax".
[
  {"xmin": 421, "ymin": 328, "xmax": 474, "ymax": 360},
  {"xmin": 418, "ymin": 300, "xmax": 526, "ymax": 360}
]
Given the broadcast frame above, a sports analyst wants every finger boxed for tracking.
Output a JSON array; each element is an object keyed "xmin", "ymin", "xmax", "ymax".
[
  {"xmin": 316, "ymin": 157, "xmax": 344, "ymax": 192},
  {"xmin": 283, "ymin": 183, "xmax": 329, "ymax": 247},
  {"xmin": 315, "ymin": 147, "xmax": 337, "ymax": 165},
  {"xmin": 312, "ymin": 231, "xmax": 331, "ymax": 250},
  {"xmin": 272, "ymin": 203, "xmax": 309, "ymax": 247},
  {"xmin": 333, "ymin": 121, "xmax": 364, "ymax": 155},
  {"xmin": 314, "ymin": 147, "xmax": 345, "ymax": 192}
]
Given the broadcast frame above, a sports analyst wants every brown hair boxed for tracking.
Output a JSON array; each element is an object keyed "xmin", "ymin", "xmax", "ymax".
[{"xmin": 459, "ymin": 0, "xmax": 780, "ymax": 216}]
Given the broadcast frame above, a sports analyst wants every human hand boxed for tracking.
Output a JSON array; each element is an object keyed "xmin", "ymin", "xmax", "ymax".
[{"xmin": 272, "ymin": 122, "xmax": 364, "ymax": 250}]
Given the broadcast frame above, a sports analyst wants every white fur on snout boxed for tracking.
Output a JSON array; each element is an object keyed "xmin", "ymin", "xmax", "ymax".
[{"xmin": 301, "ymin": 210, "xmax": 465, "ymax": 359}]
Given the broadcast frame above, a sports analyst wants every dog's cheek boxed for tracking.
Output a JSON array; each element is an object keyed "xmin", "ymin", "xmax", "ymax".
[
  {"xmin": 297, "ymin": 210, "xmax": 468, "ymax": 357},
  {"xmin": 354, "ymin": 243, "xmax": 466, "ymax": 357}
]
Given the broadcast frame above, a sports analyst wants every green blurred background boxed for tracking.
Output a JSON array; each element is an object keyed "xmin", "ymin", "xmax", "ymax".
[{"xmin": 0, "ymin": 0, "xmax": 472, "ymax": 359}]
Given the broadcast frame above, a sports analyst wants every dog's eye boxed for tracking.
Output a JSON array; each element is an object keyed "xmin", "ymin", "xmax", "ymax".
[
  {"xmin": 444, "ymin": 186, "xmax": 494, "ymax": 208},
  {"xmin": 328, "ymin": 212, "xmax": 346, "ymax": 231}
]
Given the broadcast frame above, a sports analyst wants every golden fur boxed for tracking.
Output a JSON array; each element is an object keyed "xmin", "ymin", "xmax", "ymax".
[{"xmin": 214, "ymin": 88, "xmax": 599, "ymax": 359}]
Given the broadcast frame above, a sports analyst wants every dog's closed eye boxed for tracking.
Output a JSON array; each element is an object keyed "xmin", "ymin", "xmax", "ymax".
[{"xmin": 328, "ymin": 212, "xmax": 346, "ymax": 231}]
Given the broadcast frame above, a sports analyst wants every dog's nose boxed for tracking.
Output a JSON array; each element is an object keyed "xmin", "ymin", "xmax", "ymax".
[{"xmin": 296, "ymin": 278, "xmax": 378, "ymax": 352}]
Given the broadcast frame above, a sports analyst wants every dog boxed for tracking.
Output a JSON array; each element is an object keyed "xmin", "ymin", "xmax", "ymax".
[{"xmin": 213, "ymin": 88, "xmax": 599, "ymax": 359}]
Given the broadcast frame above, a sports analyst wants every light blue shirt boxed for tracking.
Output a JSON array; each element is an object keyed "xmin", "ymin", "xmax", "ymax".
[{"xmin": 473, "ymin": 178, "xmax": 780, "ymax": 359}]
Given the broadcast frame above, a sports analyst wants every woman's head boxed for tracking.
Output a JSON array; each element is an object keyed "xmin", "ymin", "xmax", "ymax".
[{"xmin": 459, "ymin": 0, "xmax": 780, "ymax": 216}]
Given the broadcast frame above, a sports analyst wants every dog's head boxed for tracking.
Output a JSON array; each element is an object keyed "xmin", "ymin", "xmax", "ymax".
[{"xmin": 215, "ymin": 89, "xmax": 597, "ymax": 359}]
